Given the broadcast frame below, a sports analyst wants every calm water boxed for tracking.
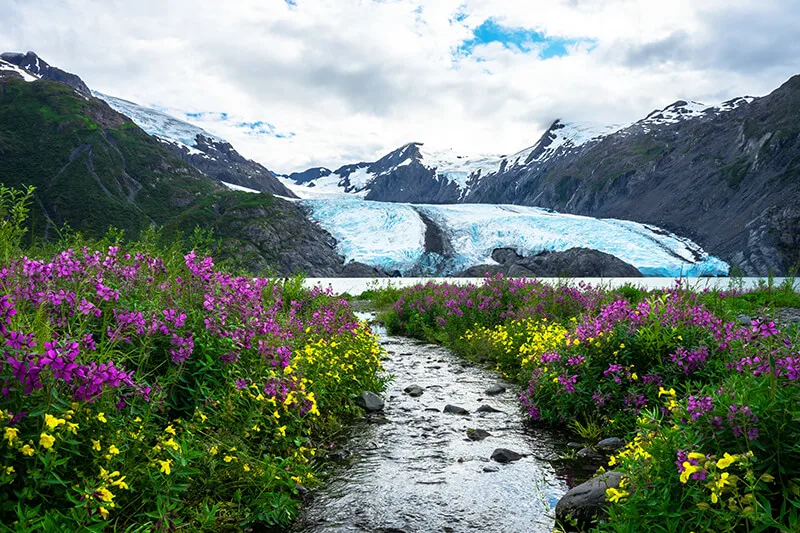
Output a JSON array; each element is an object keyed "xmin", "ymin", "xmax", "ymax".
[
  {"xmin": 292, "ymin": 316, "xmax": 571, "ymax": 533},
  {"xmin": 305, "ymin": 277, "xmax": 798, "ymax": 296}
]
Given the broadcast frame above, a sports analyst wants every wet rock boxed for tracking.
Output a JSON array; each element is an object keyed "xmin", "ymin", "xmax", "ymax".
[
  {"xmin": 597, "ymin": 437, "xmax": 625, "ymax": 452},
  {"xmin": 466, "ymin": 428, "xmax": 492, "ymax": 441},
  {"xmin": 567, "ymin": 442, "xmax": 584, "ymax": 449},
  {"xmin": 737, "ymin": 314, "xmax": 752, "ymax": 326},
  {"xmin": 491, "ymin": 448, "xmax": 522, "ymax": 463},
  {"xmin": 576, "ymin": 447, "xmax": 601, "ymax": 460},
  {"xmin": 444, "ymin": 404, "xmax": 470, "ymax": 415},
  {"xmin": 485, "ymin": 384, "xmax": 506, "ymax": 396},
  {"xmin": 424, "ymin": 407, "xmax": 441, "ymax": 412},
  {"xmin": 555, "ymin": 471, "xmax": 624, "ymax": 526},
  {"xmin": 483, "ymin": 465, "xmax": 500, "ymax": 473},
  {"xmin": 356, "ymin": 391, "xmax": 385, "ymax": 412},
  {"xmin": 476, "ymin": 405, "xmax": 503, "ymax": 414},
  {"xmin": 404, "ymin": 384, "xmax": 424, "ymax": 397}
]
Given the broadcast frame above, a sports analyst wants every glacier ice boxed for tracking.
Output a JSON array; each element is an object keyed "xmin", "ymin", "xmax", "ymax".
[{"xmin": 301, "ymin": 196, "xmax": 729, "ymax": 277}]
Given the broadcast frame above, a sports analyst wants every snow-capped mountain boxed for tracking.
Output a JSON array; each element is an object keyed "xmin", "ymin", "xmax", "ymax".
[
  {"xmin": 95, "ymin": 92, "xmax": 295, "ymax": 197},
  {"xmin": 0, "ymin": 51, "xmax": 91, "ymax": 96},
  {"xmin": 299, "ymin": 196, "xmax": 728, "ymax": 277},
  {"xmin": 283, "ymin": 93, "xmax": 755, "ymax": 204}
]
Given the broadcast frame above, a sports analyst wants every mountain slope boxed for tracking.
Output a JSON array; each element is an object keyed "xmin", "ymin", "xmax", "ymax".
[
  {"xmin": 465, "ymin": 77, "xmax": 800, "ymax": 275},
  {"xmin": 94, "ymin": 92, "xmax": 296, "ymax": 198},
  {"xmin": 0, "ymin": 73, "xmax": 351, "ymax": 276}
]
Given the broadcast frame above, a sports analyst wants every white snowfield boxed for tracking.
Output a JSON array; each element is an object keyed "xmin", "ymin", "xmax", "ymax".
[
  {"xmin": 93, "ymin": 92, "xmax": 223, "ymax": 148},
  {"xmin": 300, "ymin": 196, "xmax": 729, "ymax": 277}
]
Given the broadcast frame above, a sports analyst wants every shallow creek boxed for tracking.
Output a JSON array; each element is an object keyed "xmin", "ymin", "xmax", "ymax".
[{"xmin": 292, "ymin": 316, "xmax": 572, "ymax": 533}]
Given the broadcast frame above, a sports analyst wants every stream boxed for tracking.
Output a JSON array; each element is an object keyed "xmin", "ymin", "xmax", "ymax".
[{"xmin": 292, "ymin": 315, "xmax": 572, "ymax": 533}]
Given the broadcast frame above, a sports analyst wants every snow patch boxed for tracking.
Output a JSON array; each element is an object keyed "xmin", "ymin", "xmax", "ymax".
[
  {"xmin": 0, "ymin": 59, "xmax": 38, "ymax": 82},
  {"xmin": 221, "ymin": 181, "xmax": 260, "ymax": 193}
]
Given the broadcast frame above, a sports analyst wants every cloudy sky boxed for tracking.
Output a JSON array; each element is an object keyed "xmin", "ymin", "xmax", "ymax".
[{"xmin": 2, "ymin": 0, "xmax": 799, "ymax": 173}]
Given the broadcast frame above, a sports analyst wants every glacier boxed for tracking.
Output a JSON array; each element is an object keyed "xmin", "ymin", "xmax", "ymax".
[{"xmin": 300, "ymin": 196, "xmax": 729, "ymax": 277}]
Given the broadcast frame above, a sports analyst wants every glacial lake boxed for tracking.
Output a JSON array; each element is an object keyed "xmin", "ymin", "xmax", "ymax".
[{"xmin": 305, "ymin": 277, "xmax": 799, "ymax": 296}]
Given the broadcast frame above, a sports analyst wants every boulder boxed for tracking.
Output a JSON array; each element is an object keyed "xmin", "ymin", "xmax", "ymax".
[
  {"xmin": 443, "ymin": 404, "xmax": 470, "ymax": 415},
  {"xmin": 491, "ymin": 448, "xmax": 522, "ymax": 463},
  {"xmin": 466, "ymin": 428, "xmax": 492, "ymax": 441},
  {"xmin": 555, "ymin": 471, "xmax": 624, "ymax": 526},
  {"xmin": 356, "ymin": 391, "xmax": 385, "ymax": 412},
  {"xmin": 596, "ymin": 437, "xmax": 625, "ymax": 453},
  {"xmin": 485, "ymin": 384, "xmax": 506, "ymax": 396},
  {"xmin": 404, "ymin": 384, "xmax": 424, "ymax": 397},
  {"xmin": 476, "ymin": 405, "xmax": 503, "ymax": 414}
]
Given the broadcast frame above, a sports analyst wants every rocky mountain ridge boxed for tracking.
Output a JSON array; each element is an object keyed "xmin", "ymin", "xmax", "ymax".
[{"xmin": 286, "ymin": 77, "xmax": 800, "ymax": 275}]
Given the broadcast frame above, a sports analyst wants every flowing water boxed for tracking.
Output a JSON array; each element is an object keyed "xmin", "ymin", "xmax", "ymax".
[{"xmin": 292, "ymin": 316, "xmax": 572, "ymax": 533}]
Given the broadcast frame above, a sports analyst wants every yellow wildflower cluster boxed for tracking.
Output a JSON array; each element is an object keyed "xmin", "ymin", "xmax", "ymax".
[
  {"xmin": 463, "ymin": 318, "xmax": 567, "ymax": 371},
  {"xmin": 607, "ymin": 432, "xmax": 653, "ymax": 468},
  {"xmin": 679, "ymin": 450, "xmax": 762, "ymax": 508}
]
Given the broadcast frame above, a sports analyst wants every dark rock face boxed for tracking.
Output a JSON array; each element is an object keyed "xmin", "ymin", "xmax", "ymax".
[
  {"xmin": 490, "ymin": 448, "xmax": 522, "ymax": 463},
  {"xmin": 555, "ymin": 471, "xmax": 624, "ymax": 526},
  {"xmin": 476, "ymin": 405, "xmax": 503, "ymax": 414},
  {"xmin": 356, "ymin": 391, "xmax": 385, "ymax": 412},
  {"xmin": 576, "ymin": 447, "xmax": 601, "ymax": 460},
  {"xmin": 457, "ymin": 247, "xmax": 642, "ymax": 277},
  {"xmin": 1, "ymin": 51, "xmax": 91, "ymax": 96},
  {"xmin": 159, "ymin": 134, "xmax": 297, "ymax": 198},
  {"xmin": 466, "ymin": 77, "xmax": 800, "ymax": 275},
  {"xmin": 286, "ymin": 167, "xmax": 332, "ymax": 184}
]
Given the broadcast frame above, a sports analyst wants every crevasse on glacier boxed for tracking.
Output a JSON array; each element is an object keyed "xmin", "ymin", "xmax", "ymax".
[{"xmin": 301, "ymin": 197, "xmax": 730, "ymax": 277}]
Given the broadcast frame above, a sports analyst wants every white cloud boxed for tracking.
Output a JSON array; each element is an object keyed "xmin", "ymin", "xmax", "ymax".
[{"xmin": 1, "ymin": 0, "xmax": 798, "ymax": 173}]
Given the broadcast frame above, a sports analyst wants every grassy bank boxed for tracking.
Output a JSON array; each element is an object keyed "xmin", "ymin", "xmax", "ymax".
[{"xmin": 379, "ymin": 275, "xmax": 800, "ymax": 532}]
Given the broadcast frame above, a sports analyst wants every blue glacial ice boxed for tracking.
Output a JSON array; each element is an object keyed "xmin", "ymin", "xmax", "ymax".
[{"xmin": 300, "ymin": 197, "xmax": 730, "ymax": 277}]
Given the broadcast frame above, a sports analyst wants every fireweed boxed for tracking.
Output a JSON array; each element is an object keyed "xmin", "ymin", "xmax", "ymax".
[
  {"xmin": 383, "ymin": 275, "xmax": 799, "ymax": 530},
  {"xmin": 0, "ymin": 246, "xmax": 386, "ymax": 530}
]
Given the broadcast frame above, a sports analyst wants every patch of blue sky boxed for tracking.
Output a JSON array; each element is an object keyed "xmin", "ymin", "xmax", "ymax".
[
  {"xmin": 184, "ymin": 111, "xmax": 229, "ymax": 121},
  {"xmin": 458, "ymin": 19, "xmax": 595, "ymax": 59}
]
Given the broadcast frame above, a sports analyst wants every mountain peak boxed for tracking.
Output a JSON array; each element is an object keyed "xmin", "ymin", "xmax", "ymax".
[{"xmin": 0, "ymin": 51, "xmax": 91, "ymax": 96}]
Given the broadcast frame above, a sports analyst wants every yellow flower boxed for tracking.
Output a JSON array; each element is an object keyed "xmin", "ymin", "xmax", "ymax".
[
  {"xmin": 687, "ymin": 452, "xmax": 706, "ymax": 461},
  {"xmin": 98, "ymin": 506, "xmax": 109, "ymax": 519},
  {"xmin": 164, "ymin": 425, "xmax": 176, "ymax": 435},
  {"xmin": 108, "ymin": 445, "xmax": 120, "ymax": 455},
  {"xmin": 277, "ymin": 425, "xmax": 287, "ymax": 437},
  {"xmin": 158, "ymin": 459, "xmax": 172, "ymax": 475},
  {"xmin": 96, "ymin": 412, "xmax": 107, "ymax": 423},
  {"xmin": 44, "ymin": 414, "xmax": 66, "ymax": 431},
  {"xmin": 716, "ymin": 452, "xmax": 739, "ymax": 470},
  {"xmin": 243, "ymin": 464, "xmax": 251, "ymax": 472},
  {"xmin": 680, "ymin": 462, "xmax": 703, "ymax": 484},
  {"xmin": 630, "ymin": 373, "xmax": 638, "ymax": 381},
  {"xmin": 606, "ymin": 487, "xmax": 628, "ymax": 503},
  {"xmin": 658, "ymin": 387, "xmax": 676, "ymax": 398},
  {"xmin": 20, "ymin": 444, "xmax": 34, "ymax": 456},
  {"xmin": 5, "ymin": 466, "xmax": 14, "ymax": 475},
  {"xmin": 209, "ymin": 445, "xmax": 218, "ymax": 456},
  {"xmin": 66, "ymin": 422, "xmax": 79, "ymax": 435},
  {"xmin": 291, "ymin": 475, "xmax": 303, "ymax": 484},
  {"xmin": 111, "ymin": 476, "xmax": 129, "ymax": 490},
  {"xmin": 92, "ymin": 439, "xmax": 102, "ymax": 451},
  {"xmin": 223, "ymin": 455, "xmax": 237, "ymax": 463},
  {"xmin": 3, "ymin": 427, "xmax": 19, "ymax": 445},
  {"xmin": 96, "ymin": 487, "xmax": 114, "ymax": 503},
  {"xmin": 715, "ymin": 472, "xmax": 732, "ymax": 489},
  {"xmin": 39, "ymin": 432, "xmax": 56, "ymax": 449}
]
